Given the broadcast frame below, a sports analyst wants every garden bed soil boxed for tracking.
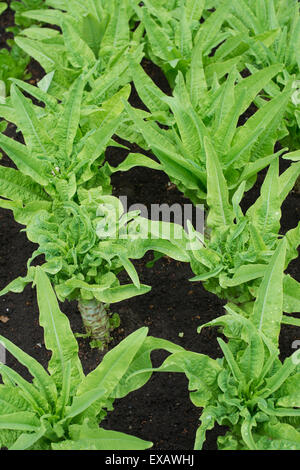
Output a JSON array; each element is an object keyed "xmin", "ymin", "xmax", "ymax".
[{"xmin": 0, "ymin": 3, "xmax": 299, "ymax": 451}]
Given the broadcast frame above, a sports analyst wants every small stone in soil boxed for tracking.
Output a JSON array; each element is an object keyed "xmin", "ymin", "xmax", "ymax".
[{"xmin": 0, "ymin": 315, "xmax": 9, "ymax": 323}]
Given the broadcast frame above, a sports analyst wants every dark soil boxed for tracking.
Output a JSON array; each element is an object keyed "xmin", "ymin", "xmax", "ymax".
[
  {"xmin": 0, "ymin": 1, "xmax": 14, "ymax": 49},
  {"xmin": 0, "ymin": 3, "xmax": 299, "ymax": 452}
]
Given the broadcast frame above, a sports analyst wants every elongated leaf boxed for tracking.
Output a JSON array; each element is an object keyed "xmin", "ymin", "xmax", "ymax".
[
  {"xmin": 217, "ymin": 338, "xmax": 244, "ymax": 383},
  {"xmin": 77, "ymin": 115, "xmax": 124, "ymax": 180},
  {"xmin": 77, "ymin": 328, "xmax": 148, "ymax": 399},
  {"xmin": 138, "ymin": 7, "xmax": 179, "ymax": 63},
  {"xmin": 261, "ymin": 352, "xmax": 298, "ymax": 398},
  {"xmin": 186, "ymin": 38, "xmax": 207, "ymax": 108},
  {"xmin": 130, "ymin": 61, "xmax": 169, "ymax": 114},
  {"xmin": 64, "ymin": 387, "xmax": 106, "ymax": 419},
  {"xmin": 0, "ymin": 412, "xmax": 40, "ymax": 432},
  {"xmin": 100, "ymin": 0, "xmax": 130, "ymax": 60},
  {"xmin": 283, "ymin": 275, "xmax": 300, "ymax": 314},
  {"xmin": 9, "ymin": 425, "xmax": 46, "ymax": 451},
  {"xmin": 115, "ymin": 336, "xmax": 184, "ymax": 399},
  {"xmin": 10, "ymin": 85, "xmax": 56, "ymax": 160},
  {"xmin": 0, "ymin": 336, "xmax": 57, "ymax": 412},
  {"xmin": 247, "ymin": 160, "xmax": 280, "ymax": 238},
  {"xmin": 252, "ymin": 239, "xmax": 286, "ymax": 344},
  {"xmin": 195, "ymin": 0, "xmax": 231, "ymax": 53},
  {"xmin": 61, "ymin": 19, "xmax": 96, "ymax": 69},
  {"xmin": 15, "ymin": 36, "xmax": 56, "ymax": 72},
  {"xmin": 93, "ymin": 284, "xmax": 151, "ymax": 304},
  {"xmin": 223, "ymin": 264, "xmax": 267, "ymax": 287},
  {"xmin": 0, "ymin": 268, "xmax": 36, "ymax": 297},
  {"xmin": 55, "ymin": 75, "xmax": 85, "ymax": 157},
  {"xmin": 0, "ymin": 167, "xmax": 48, "ymax": 204},
  {"xmin": 0, "ymin": 364, "xmax": 48, "ymax": 413},
  {"xmin": 35, "ymin": 268, "xmax": 84, "ymax": 391},
  {"xmin": 185, "ymin": 0, "xmax": 205, "ymax": 23},
  {"xmin": 10, "ymin": 78, "xmax": 58, "ymax": 111},
  {"xmin": 0, "ymin": 386, "xmax": 30, "ymax": 415},
  {"xmin": 205, "ymin": 136, "xmax": 234, "ymax": 229},
  {"xmin": 109, "ymin": 153, "xmax": 161, "ymax": 173},
  {"xmin": 21, "ymin": 9, "xmax": 63, "ymax": 26},
  {"xmin": 279, "ymin": 162, "xmax": 300, "ymax": 203},
  {"xmin": 52, "ymin": 427, "xmax": 152, "ymax": 450},
  {"xmin": 241, "ymin": 411, "xmax": 257, "ymax": 450},
  {"xmin": 0, "ymin": 134, "xmax": 49, "ymax": 186},
  {"xmin": 225, "ymin": 91, "xmax": 291, "ymax": 167}
]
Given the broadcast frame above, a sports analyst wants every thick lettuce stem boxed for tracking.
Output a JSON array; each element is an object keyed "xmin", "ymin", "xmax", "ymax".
[{"xmin": 78, "ymin": 299, "xmax": 110, "ymax": 347}]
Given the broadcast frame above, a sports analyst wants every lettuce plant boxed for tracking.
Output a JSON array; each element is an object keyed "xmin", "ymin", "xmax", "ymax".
[
  {"xmin": 126, "ymin": 65, "xmax": 291, "ymax": 206},
  {"xmin": 130, "ymin": 0, "xmax": 234, "ymax": 88},
  {"xmin": 226, "ymin": 0, "xmax": 300, "ymax": 150},
  {"xmin": 186, "ymin": 141, "xmax": 300, "ymax": 318},
  {"xmin": 15, "ymin": 0, "xmax": 144, "ymax": 100},
  {"xmin": 0, "ymin": 74, "xmax": 128, "ymax": 225},
  {"xmin": 0, "ymin": 78, "xmax": 189, "ymax": 347},
  {"xmin": 0, "ymin": 268, "xmax": 182, "ymax": 450},
  {"xmin": 130, "ymin": 0, "xmax": 279, "ymax": 89},
  {"xmin": 226, "ymin": 0, "xmax": 300, "ymax": 191},
  {"xmin": 149, "ymin": 242, "xmax": 300, "ymax": 450},
  {"xmin": 226, "ymin": 0, "xmax": 299, "ymax": 77}
]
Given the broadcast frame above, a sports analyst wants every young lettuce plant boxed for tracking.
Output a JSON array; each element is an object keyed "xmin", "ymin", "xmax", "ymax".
[
  {"xmin": 226, "ymin": 0, "xmax": 300, "ymax": 150},
  {"xmin": 126, "ymin": 64, "xmax": 291, "ymax": 206},
  {"xmin": 0, "ymin": 73, "xmax": 129, "ymax": 223},
  {"xmin": 130, "ymin": 0, "xmax": 235, "ymax": 88},
  {"xmin": 15, "ymin": 0, "xmax": 144, "ymax": 101},
  {"xmin": 0, "ymin": 78, "xmax": 189, "ymax": 347},
  {"xmin": 6, "ymin": 194, "xmax": 189, "ymax": 348},
  {"xmin": 187, "ymin": 140, "xmax": 300, "ymax": 319},
  {"xmin": 0, "ymin": 268, "xmax": 183, "ymax": 450},
  {"xmin": 130, "ymin": 0, "xmax": 279, "ymax": 89},
  {"xmin": 149, "ymin": 241, "xmax": 300, "ymax": 450},
  {"xmin": 226, "ymin": 0, "xmax": 300, "ymax": 192}
]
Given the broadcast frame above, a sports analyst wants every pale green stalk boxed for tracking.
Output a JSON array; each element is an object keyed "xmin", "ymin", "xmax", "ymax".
[{"xmin": 78, "ymin": 300, "xmax": 111, "ymax": 348}]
